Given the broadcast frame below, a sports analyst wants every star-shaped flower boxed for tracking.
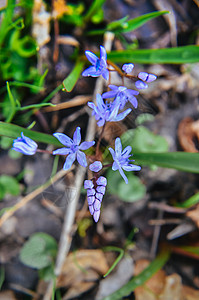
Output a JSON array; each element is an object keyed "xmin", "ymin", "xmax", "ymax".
[
  {"xmin": 102, "ymin": 85, "xmax": 139, "ymax": 109},
  {"xmin": 88, "ymin": 94, "xmax": 132, "ymax": 127},
  {"xmin": 12, "ymin": 132, "xmax": 38, "ymax": 155},
  {"xmin": 109, "ymin": 137, "xmax": 141, "ymax": 184},
  {"xmin": 53, "ymin": 127, "xmax": 95, "ymax": 170},
  {"xmin": 82, "ymin": 46, "xmax": 109, "ymax": 80}
]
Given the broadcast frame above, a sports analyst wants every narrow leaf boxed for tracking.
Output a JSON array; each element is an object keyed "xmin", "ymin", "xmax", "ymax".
[
  {"xmin": 63, "ymin": 59, "xmax": 84, "ymax": 92},
  {"xmin": 103, "ymin": 249, "xmax": 170, "ymax": 300},
  {"xmin": 0, "ymin": 122, "xmax": 62, "ymax": 147},
  {"xmin": 113, "ymin": 11, "xmax": 169, "ymax": 33},
  {"xmin": 88, "ymin": 11, "xmax": 169, "ymax": 35},
  {"xmin": 134, "ymin": 152, "xmax": 199, "ymax": 173},
  {"xmin": 107, "ymin": 45, "xmax": 199, "ymax": 64}
]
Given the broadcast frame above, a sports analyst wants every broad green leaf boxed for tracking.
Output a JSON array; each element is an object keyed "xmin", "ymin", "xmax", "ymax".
[
  {"xmin": 20, "ymin": 232, "xmax": 58, "ymax": 269},
  {"xmin": 121, "ymin": 127, "xmax": 169, "ymax": 153},
  {"xmin": 103, "ymin": 249, "xmax": 170, "ymax": 300},
  {"xmin": 63, "ymin": 59, "xmax": 84, "ymax": 92},
  {"xmin": 107, "ymin": 45, "xmax": 199, "ymax": 64},
  {"xmin": 0, "ymin": 183, "xmax": 6, "ymax": 200},
  {"xmin": 88, "ymin": 11, "xmax": 169, "ymax": 35},
  {"xmin": 0, "ymin": 175, "xmax": 20, "ymax": 198},
  {"xmin": 107, "ymin": 170, "xmax": 146, "ymax": 202},
  {"xmin": 134, "ymin": 152, "xmax": 199, "ymax": 173},
  {"xmin": 0, "ymin": 122, "xmax": 62, "ymax": 147}
]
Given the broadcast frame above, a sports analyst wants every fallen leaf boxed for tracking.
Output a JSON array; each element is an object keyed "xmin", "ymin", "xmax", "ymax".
[
  {"xmin": 186, "ymin": 204, "xmax": 199, "ymax": 228},
  {"xmin": 134, "ymin": 259, "xmax": 199, "ymax": 300},
  {"xmin": 57, "ymin": 249, "xmax": 109, "ymax": 299},
  {"xmin": 178, "ymin": 117, "xmax": 199, "ymax": 153}
]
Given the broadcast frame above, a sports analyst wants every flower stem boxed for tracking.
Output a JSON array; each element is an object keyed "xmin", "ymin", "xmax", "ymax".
[
  {"xmin": 36, "ymin": 149, "xmax": 53, "ymax": 154},
  {"xmin": 96, "ymin": 123, "xmax": 106, "ymax": 159}
]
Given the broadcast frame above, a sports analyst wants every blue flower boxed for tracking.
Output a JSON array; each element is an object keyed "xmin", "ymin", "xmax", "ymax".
[
  {"xmin": 89, "ymin": 161, "xmax": 103, "ymax": 172},
  {"xmin": 109, "ymin": 137, "xmax": 141, "ymax": 184},
  {"xmin": 102, "ymin": 85, "xmax": 139, "ymax": 109},
  {"xmin": 122, "ymin": 63, "xmax": 134, "ymax": 73},
  {"xmin": 84, "ymin": 176, "xmax": 107, "ymax": 222},
  {"xmin": 53, "ymin": 127, "xmax": 95, "ymax": 170},
  {"xmin": 135, "ymin": 72, "xmax": 157, "ymax": 89},
  {"xmin": 88, "ymin": 94, "xmax": 132, "ymax": 127},
  {"xmin": 82, "ymin": 46, "xmax": 109, "ymax": 80},
  {"xmin": 12, "ymin": 132, "xmax": 38, "ymax": 155}
]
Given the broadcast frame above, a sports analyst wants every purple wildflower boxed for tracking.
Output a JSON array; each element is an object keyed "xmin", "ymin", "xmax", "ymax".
[
  {"xmin": 109, "ymin": 137, "xmax": 141, "ymax": 184},
  {"xmin": 12, "ymin": 132, "xmax": 38, "ymax": 155},
  {"xmin": 53, "ymin": 127, "xmax": 95, "ymax": 170},
  {"xmin": 122, "ymin": 63, "xmax": 134, "ymax": 73},
  {"xmin": 135, "ymin": 72, "xmax": 157, "ymax": 89},
  {"xmin": 138, "ymin": 72, "xmax": 157, "ymax": 83},
  {"xmin": 135, "ymin": 81, "xmax": 148, "ymax": 89},
  {"xmin": 88, "ymin": 94, "xmax": 132, "ymax": 127},
  {"xmin": 89, "ymin": 161, "xmax": 103, "ymax": 172},
  {"xmin": 102, "ymin": 85, "xmax": 139, "ymax": 109},
  {"xmin": 82, "ymin": 46, "xmax": 109, "ymax": 80},
  {"xmin": 84, "ymin": 176, "xmax": 107, "ymax": 222}
]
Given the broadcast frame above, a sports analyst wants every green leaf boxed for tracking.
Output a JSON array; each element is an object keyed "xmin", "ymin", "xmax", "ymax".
[
  {"xmin": 107, "ymin": 45, "xmax": 199, "ymax": 64},
  {"xmin": 0, "ymin": 122, "xmax": 62, "ymax": 147},
  {"xmin": 115, "ymin": 11, "xmax": 169, "ymax": 33},
  {"xmin": 179, "ymin": 192, "xmax": 199, "ymax": 208},
  {"xmin": 122, "ymin": 127, "xmax": 169, "ymax": 153},
  {"xmin": 103, "ymin": 247, "xmax": 124, "ymax": 278},
  {"xmin": 107, "ymin": 170, "xmax": 146, "ymax": 202},
  {"xmin": 83, "ymin": 0, "xmax": 106, "ymax": 22},
  {"xmin": 20, "ymin": 232, "xmax": 58, "ymax": 269},
  {"xmin": 88, "ymin": 11, "xmax": 169, "ymax": 35},
  {"xmin": 134, "ymin": 152, "xmax": 199, "ymax": 173},
  {"xmin": 63, "ymin": 59, "xmax": 85, "ymax": 92},
  {"xmin": 102, "ymin": 249, "xmax": 170, "ymax": 300},
  {"xmin": 0, "ymin": 175, "xmax": 20, "ymax": 198},
  {"xmin": 0, "ymin": 183, "xmax": 6, "ymax": 200}
]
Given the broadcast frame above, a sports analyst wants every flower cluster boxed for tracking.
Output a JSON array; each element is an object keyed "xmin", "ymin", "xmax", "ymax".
[
  {"xmin": 84, "ymin": 176, "xmax": 107, "ymax": 222},
  {"xmin": 12, "ymin": 45, "xmax": 155, "ymax": 223}
]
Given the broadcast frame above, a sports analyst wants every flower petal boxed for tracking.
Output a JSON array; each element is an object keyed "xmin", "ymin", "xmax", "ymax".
[
  {"xmin": 63, "ymin": 152, "xmax": 76, "ymax": 170},
  {"xmin": 118, "ymin": 166, "xmax": 128, "ymax": 184},
  {"xmin": 115, "ymin": 137, "xmax": 122, "ymax": 156},
  {"xmin": 89, "ymin": 161, "xmax": 102, "ymax": 172},
  {"xmin": 122, "ymin": 164, "xmax": 141, "ymax": 171},
  {"xmin": 85, "ymin": 50, "xmax": 98, "ymax": 65},
  {"xmin": 77, "ymin": 150, "xmax": 87, "ymax": 167},
  {"xmin": 79, "ymin": 140, "xmax": 95, "ymax": 150},
  {"xmin": 53, "ymin": 148, "xmax": 71, "ymax": 155},
  {"xmin": 114, "ymin": 108, "xmax": 132, "ymax": 122},
  {"xmin": 53, "ymin": 133, "xmax": 73, "ymax": 146},
  {"xmin": 73, "ymin": 127, "xmax": 81, "ymax": 145}
]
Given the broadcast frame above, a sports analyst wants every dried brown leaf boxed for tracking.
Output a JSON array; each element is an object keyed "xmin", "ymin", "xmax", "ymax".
[
  {"xmin": 178, "ymin": 117, "xmax": 199, "ymax": 153},
  {"xmin": 56, "ymin": 249, "xmax": 109, "ymax": 299},
  {"xmin": 186, "ymin": 204, "xmax": 199, "ymax": 228}
]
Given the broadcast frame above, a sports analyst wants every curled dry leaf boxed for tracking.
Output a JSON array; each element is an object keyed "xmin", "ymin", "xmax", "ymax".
[
  {"xmin": 177, "ymin": 117, "xmax": 199, "ymax": 153},
  {"xmin": 56, "ymin": 249, "xmax": 109, "ymax": 300},
  {"xmin": 134, "ymin": 259, "xmax": 199, "ymax": 300}
]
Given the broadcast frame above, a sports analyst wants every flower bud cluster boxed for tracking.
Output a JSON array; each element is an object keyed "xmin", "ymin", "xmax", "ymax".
[{"xmin": 84, "ymin": 176, "xmax": 107, "ymax": 222}]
